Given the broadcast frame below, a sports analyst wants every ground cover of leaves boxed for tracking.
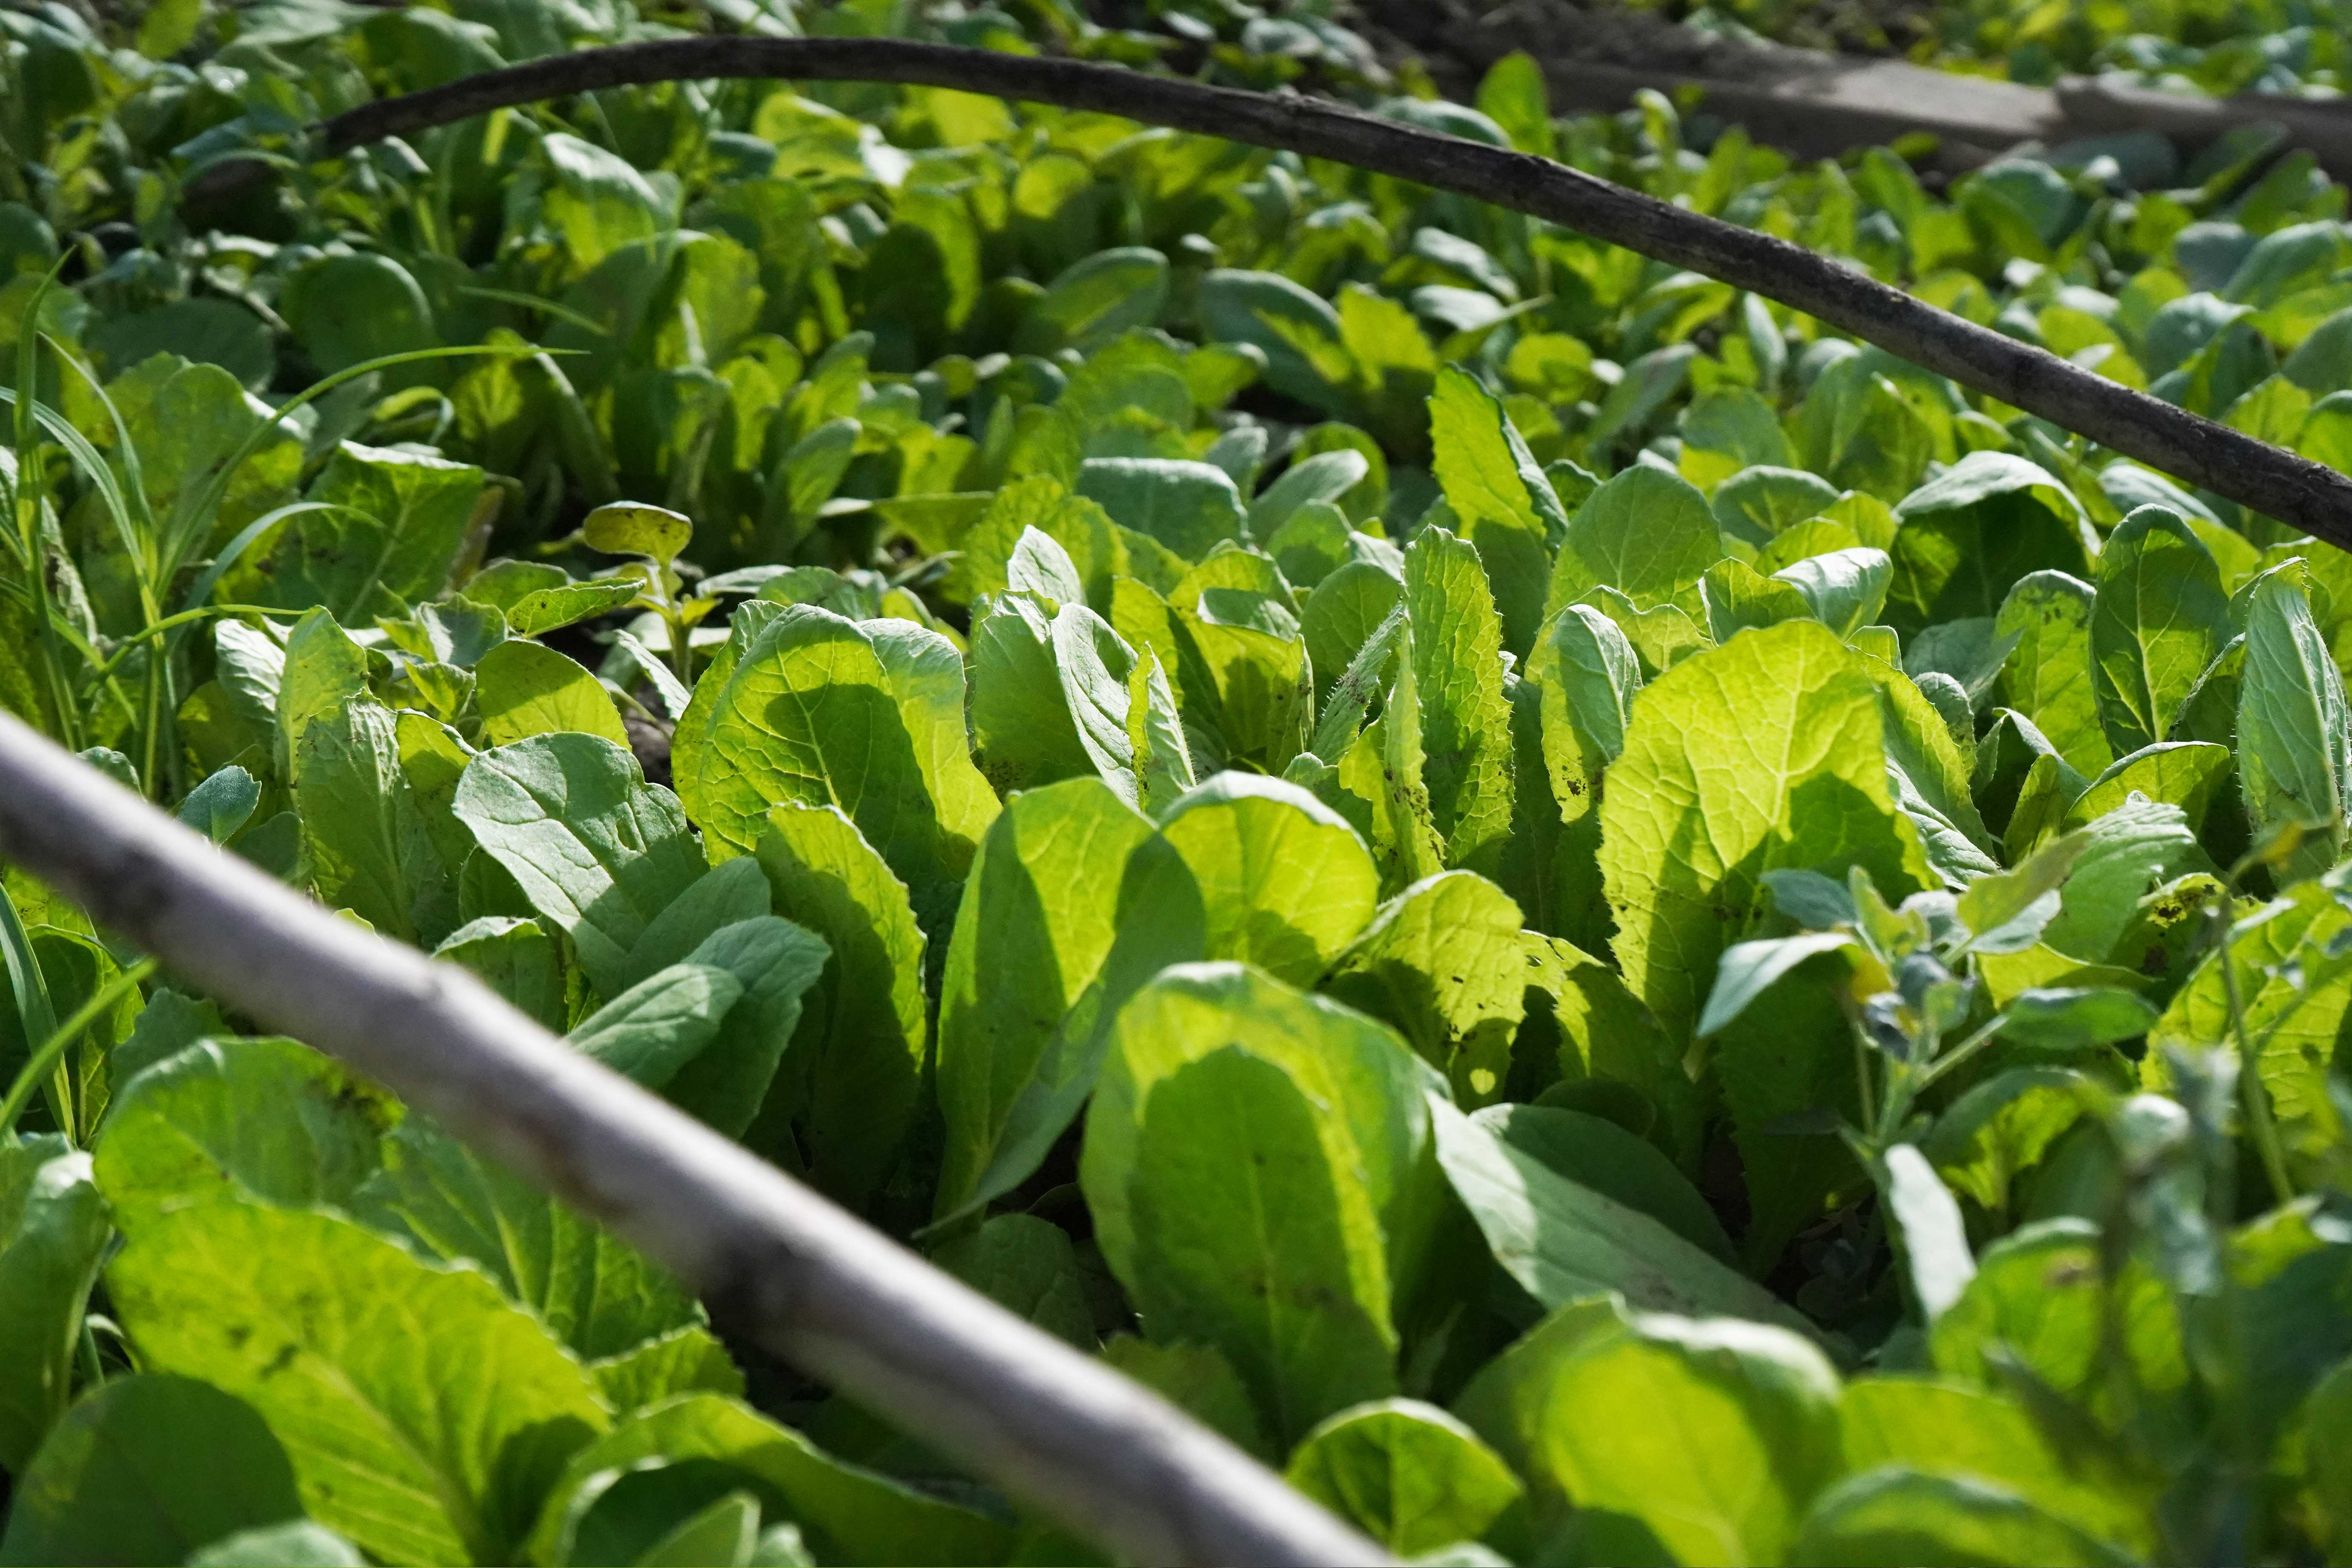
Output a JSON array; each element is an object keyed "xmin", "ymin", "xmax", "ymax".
[{"xmin": 3, "ymin": 0, "xmax": 2352, "ymax": 1563}]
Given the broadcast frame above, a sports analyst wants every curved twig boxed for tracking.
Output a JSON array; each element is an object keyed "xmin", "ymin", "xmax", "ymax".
[
  {"xmin": 0, "ymin": 711, "xmax": 1392, "ymax": 1568},
  {"xmin": 195, "ymin": 37, "xmax": 2352, "ymax": 548}
]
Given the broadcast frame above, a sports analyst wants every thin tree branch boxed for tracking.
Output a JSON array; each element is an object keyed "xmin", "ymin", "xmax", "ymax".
[
  {"xmin": 0, "ymin": 711, "xmax": 1393, "ymax": 1568},
  {"xmin": 192, "ymin": 38, "xmax": 2352, "ymax": 550}
]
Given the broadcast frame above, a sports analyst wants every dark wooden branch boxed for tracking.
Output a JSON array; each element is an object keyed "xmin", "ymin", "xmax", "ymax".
[{"xmin": 195, "ymin": 37, "xmax": 2352, "ymax": 549}]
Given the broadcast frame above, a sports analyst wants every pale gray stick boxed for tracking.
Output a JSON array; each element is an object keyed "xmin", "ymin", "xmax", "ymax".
[{"xmin": 0, "ymin": 712, "xmax": 1392, "ymax": 1568}]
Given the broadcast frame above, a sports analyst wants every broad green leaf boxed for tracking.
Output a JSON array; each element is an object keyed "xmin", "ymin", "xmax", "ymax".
[
  {"xmin": 753, "ymin": 804, "xmax": 928, "ymax": 1205},
  {"xmin": 93, "ymin": 1037, "xmax": 394, "ymax": 1236},
  {"xmin": 1430, "ymin": 1094, "xmax": 1816, "ymax": 1332},
  {"xmin": 1837, "ymin": 1376, "xmax": 2149, "ymax": 1551},
  {"xmin": 1100, "ymin": 1336, "xmax": 1272, "ymax": 1461},
  {"xmin": 1336, "ymin": 621, "xmax": 1450, "ymax": 894},
  {"xmin": 1888, "ymin": 453, "xmax": 2092, "ymax": 636},
  {"xmin": 475, "ymin": 639, "xmax": 629, "ymax": 748},
  {"xmin": 566, "ymin": 964, "xmax": 735, "ymax": 1089},
  {"xmin": 1760, "ymin": 517, "xmax": 1875, "ymax": 575},
  {"xmin": 1776, "ymin": 546, "xmax": 1893, "ymax": 638},
  {"xmin": 1527, "ymin": 603, "xmax": 1640, "ymax": 772},
  {"xmin": 1517, "ymin": 605, "xmax": 1638, "ymax": 952},
  {"xmin": 2170, "ymin": 631, "xmax": 2245, "ymax": 747},
  {"xmin": 1524, "ymin": 936, "xmax": 1705, "ymax": 1171},
  {"xmin": 1200, "ymin": 269, "xmax": 1353, "ymax": 416},
  {"xmin": 0, "ymin": 1376, "xmax": 304, "ymax": 1568},
  {"xmin": 1126, "ymin": 1047, "xmax": 1400, "ymax": 1444},
  {"xmin": 1884, "ymin": 1144, "xmax": 1976, "ymax": 1321},
  {"xmin": 110, "ymin": 1204, "xmax": 608, "ymax": 1566},
  {"xmin": 1999, "ymin": 989, "xmax": 2159, "ymax": 1049},
  {"xmin": 2061, "ymin": 741, "xmax": 2230, "ymax": 833},
  {"xmin": 1868, "ymin": 660, "xmax": 2003, "ymax": 886},
  {"xmin": 936, "ymin": 778, "xmax": 1179, "ymax": 1213},
  {"xmin": 1430, "ymin": 365, "xmax": 1568, "ymax": 655},
  {"xmin": 2090, "ymin": 506, "xmax": 2231, "ymax": 756},
  {"xmin": 2238, "ymin": 562, "xmax": 2352, "ymax": 879},
  {"xmin": 1791, "ymin": 1469, "xmax": 2135, "ymax": 1568},
  {"xmin": 1323, "ymin": 871, "xmax": 1527, "ymax": 1105},
  {"xmin": 1449, "ymin": 1296, "xmax": 1635, "ymax": 1519},
  {"xmin": 106, "ymin": 988, "xmax": 225, "ymax": 1087},
  {"xmin": 498, "ymin": 577, "xmax": 644, "ymax": 639},
  {"xmin": 1699, "ymin": 931, "xmax": 1859, "ymax": 1037},
  {"xmin": 968, "ymin": 593, "xmax": 1094, "ymax": 794},
  {"xmin": 627, "ymin": 1492, "xmax": 763, "ymax": 1568},
  {"xmin": 1248, "ymin": 450, "xmax": 1371, "ymax": 543},
  {"xmin": 1701, "ymin": 557, "xmax": 1814, "ymax": 642},
  {"xmin": 1178, "ymin": 560, "xmax": 1314, "ymax": 773},
  {"xmin": 614, "ymin": 858, "xmax": 773, "ymax": 993},
  {"xmin": 2147, "ymin": 881, "xmax": 2352, "ymax": 1163},
  {"xmin": 930, "ymin": 1213, "xmax": 1096, "ymax": 1348},
  {"xmin": 1713, "ymin": 466, "xmax": 1842, "ymax": 550},
  {"xmin": 395, "ymin": 711, "xmax": 478, "ymax": 876},
  {"xmin": 213, "ymin": 619, "xmax": 287, "ymax": 737},
  {"xmin": 524, "ymin": 1395, "xmax": 1009, "ymax": 1567},
  {"xmin": 1125, "ymin": 641, "xmax": 1199, "ymax": 813},
  {"xmin": 1976, "ymin": 712, "xmax": 2089, "ymax": 860},
  {"xmin": 1008, "ymin": 526, "xmax": 1086, "ymax": 607},
  {"xmin": 99, "ymin": 355, "xmax": 302, "ymax": 549},
  {"xmin": 2039, "ymin": 795, "xmax": 2199, "ymax": 963},
  {"xmin": 293, "ymin": 696, "xmax": 450, "ymax": 945},
  {"xmin": 278, "ymin": 253, "xmax": 438, "ymax": 379},
  {"xmin": 393, "ymin": 601, "xmax": 508, "ymax": 672},
  {"xmin": 948, "ymin": 828, "xmax": 1205, "ymax": 1229},
  {"xmin": 275, "ymin": 608, "xmax": 366, "ymax": 776},
  {"xmin": 453, "ymin": 733, "xmax": 705, "ymax": 999},
  {"xmin": 1480, "ymin": 1104, "xmax": 1734, "ymax": 1263},
  {"xmin": 1681, "ymin": 385, "xmax": 1795, "ymax": 489},
  {"xmin": 1598, "ymin": 619, "xmax": 1931, "ymax": 1040},
  {"xmin": 1404, "ymin": 526, "xmax": 1519, "ymax": 882},
  {"xmin": 1055, "ymin": 601, "xmax": 1196, "ymax": 811},
  {"xmin": 1924, "ymin": 1068, "xmax": 2099, "ymax": 1215},
  {"xmin": 1476, "ymin": 49, "xmax": 1556, "ymax": 156},
  {"xmin": 233, "ymin": 443, "xmax": 487, "ymax": 624},
  {"xmin": 1081, "ymin": 964, "xmax": 1442, "ymax": 1369},
  {"xmin": 1018, "ymin": 247, "xmax": 1169, "ymax": 355},
  {"xmin": 0, "ymin": 1139, "xmax": 109, "ymax": 1472},
  {"xmin": 1931, "ymin": 1219, "xmax": 2188, "ymax": 1416},
  {"xmin": 1158, "ymin": 773, "xmax": 1379, "ymax": 985},
  {"xmin": 355, "ymin": 1117, "xmax": 698, "ymax": 1360},
  {"xmin": 1482, "ymin": 1304, "xmax": 1842, "ymax": 1568},
  {"xmin": 1544, "ymin": 464, "xmax": 1721, "ymax": 620},
  {"xmin": 179, "ymin": 764, "xmax": 261, "ymax": 843},
  {"xmin": 434, "ymin": 916, "xmax": 565, "ymax": 1031},
  {"xmin": 948, "ymin": 477, "xmax": 1125, "ymax": 605},
  {"xmin": 583, "ymin": 501, "xmax": 692, "ymax": 567},
  {"xmin": 590, "ymin": 1325, "xmax": 745, "ymax": 1415},
  {"xmin": 2304, "ymin": 1359, "xmax": 2352, "ymax": 1562},
  {"xmin": 1711, "ymin": 933, "xmax": 1873, "ymax": 1271},
  {"xmin": 1303, "ymin": 561, "xmax": 1405, "ymax": 708},
  {"xmin": 1283, "ymin": 1399, "xmax": 1524, "ymax": 1557},
  {"xmin": 677, "ymin": 606, "xmax": 997, "ymax": 911},
  {"xmin": 656, "ymin": 917, "xmax": 829, "ymax": 1139},
  {"xmin": 1076, "ymin": 457, "xmax": 1245, "ymax": 559},
  {"xmin": 1954, "ymin": 830, "xmax": 2087, "ymax": 954}
]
